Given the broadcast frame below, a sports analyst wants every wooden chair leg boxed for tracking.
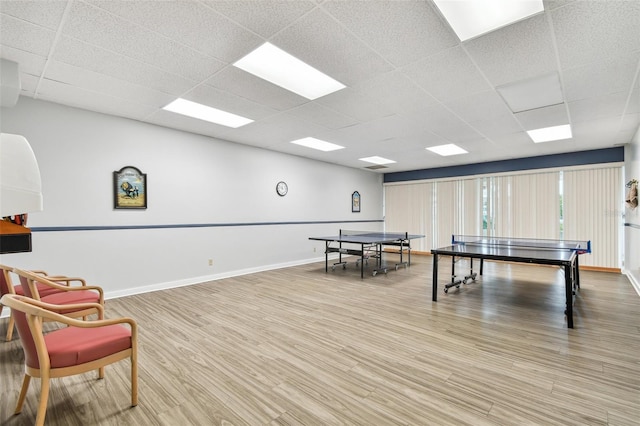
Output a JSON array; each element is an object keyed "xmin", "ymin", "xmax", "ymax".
[
  {"xmin": 131, "ymin": 354, "xmax": 138, "ymax": 406},
  {"xmin": 35, "ymin": 376, "xmax": 50, "ymax": 426},
  {"xmin": 14, "ymin": 374, "xmax": 31, "ymax": 414},
  {"xmin": 98, "ymin": 366, "xmax": 105, "ymax": 379},
  {"xmin": 6, "ymin": 312, "xmax": 15, "ymax": 341}
]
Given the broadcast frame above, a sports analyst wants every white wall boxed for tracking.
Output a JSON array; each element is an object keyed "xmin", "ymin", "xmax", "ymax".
[
  {"xmin": 0, "ymin": 97, "xmax": 383, "ymax": 299},
  {"xmin": 625, "ymin": 125, "xmax": 640, "ymax": 295}
]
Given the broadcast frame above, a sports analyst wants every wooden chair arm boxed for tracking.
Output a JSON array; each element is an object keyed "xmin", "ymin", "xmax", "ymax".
[
  {"xmin": 46, "ymin": 277, "xmax": 87, "ymax": 287},
  {"xmin": 34, "ymin": 279, "xmax": 103, "ymax": 296}
]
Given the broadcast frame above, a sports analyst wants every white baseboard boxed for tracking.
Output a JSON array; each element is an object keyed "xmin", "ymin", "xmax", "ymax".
[{"xmin": 623, "ymin": 269, "xmax": 640, "ymax": 297}]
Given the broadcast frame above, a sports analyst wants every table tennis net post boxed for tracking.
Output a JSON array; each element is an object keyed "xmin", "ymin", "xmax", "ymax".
[{"xmin": 451, "ymin": 234, "xmax": 591, "ymax": 253}]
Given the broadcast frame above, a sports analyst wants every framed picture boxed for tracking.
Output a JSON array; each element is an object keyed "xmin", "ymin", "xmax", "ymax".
[
  {"xmin": 114, "ymin": 166, "xmax": 147, "ymax": 209},
  {"xmin": 352, "ymin": 191, "xmax": 361, "ymax": 213}
]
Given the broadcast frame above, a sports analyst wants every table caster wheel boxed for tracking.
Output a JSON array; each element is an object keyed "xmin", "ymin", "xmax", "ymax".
[{"xmin": 372, "ymin": 270, "xmax": 377, "ymax": 276}]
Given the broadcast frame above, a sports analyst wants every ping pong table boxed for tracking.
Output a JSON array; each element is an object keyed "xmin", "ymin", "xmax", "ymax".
[
  {"xmin": 309, "ymin": 230, "xmax": 424, "ymax": 278},
  {"xmin": 431, "ymin": 235, "xmax": 591, "ymax": 328}
]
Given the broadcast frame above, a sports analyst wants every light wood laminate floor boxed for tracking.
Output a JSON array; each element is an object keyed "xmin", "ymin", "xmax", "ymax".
[{"xmin": 1, "ymin": 255, "xmax": 639, "ymax": 425}]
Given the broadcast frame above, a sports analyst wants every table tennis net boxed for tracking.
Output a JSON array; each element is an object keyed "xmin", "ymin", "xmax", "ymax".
[
  {"xmin": 451, "ymin": 235, "xmax": 591, "ymax": 253},
  {"xmin": 340, "ymin": 229, "xmax": 409, "ymax": 239}
]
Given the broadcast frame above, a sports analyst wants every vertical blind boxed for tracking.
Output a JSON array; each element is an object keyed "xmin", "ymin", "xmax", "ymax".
[{"xmin": 384, "ymin": 166, "xmax": 622, "ymax": 268}]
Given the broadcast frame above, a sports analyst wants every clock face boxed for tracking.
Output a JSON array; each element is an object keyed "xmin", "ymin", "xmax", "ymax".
[{"xmin": 276, "ymin": 181, "xmax": 288, "ymax": 196}]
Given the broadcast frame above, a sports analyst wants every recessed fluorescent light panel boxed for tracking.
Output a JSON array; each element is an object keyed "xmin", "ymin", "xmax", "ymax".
[
  {"xmin": 233, "ymin": 42, "xmax": 345, "ymax": 100},
  {"xmin": 527, "ymin": 124, "xmax": 572, "ymax": 143},
  {"xmin": 163, "ymin": 98, "xmax": 253, "ymax": 128},
  {"xmin": 359, "ymin": 156, "xmax": 396, "ymax": 165},
  {"xmin": 433, "ymin": 0, "xmax": 544, "ymax": 41},
  {"xmin": 427, "ymin": 144, "xmax": 468, "ymax": 156},
  {"xmin": 290, "ymin": 137, "xmax": 344, "ymax": 152}
]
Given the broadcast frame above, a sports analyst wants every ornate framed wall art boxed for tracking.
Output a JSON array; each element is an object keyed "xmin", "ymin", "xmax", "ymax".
[
  {"xmin": 114, "ymin": 166, "xmax": 147, "ymax": 209},
  {"xmin": 352, "ymin": 191, "xmax": 361, "ymax": 213}
]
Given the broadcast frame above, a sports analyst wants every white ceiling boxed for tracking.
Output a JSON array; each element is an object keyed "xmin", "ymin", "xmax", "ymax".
[{"xmin": 1, "ymin": 0, "xmax": 639, "ymax": 173}]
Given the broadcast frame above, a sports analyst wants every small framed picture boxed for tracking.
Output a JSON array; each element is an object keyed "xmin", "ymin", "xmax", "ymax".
[
  {"xmin": 114, "ymin": 166, "xmax": 147, "ymax": 209},
  {"xmin": 352, "ymin": 191, "xmax": 361, "ymax": 213}
]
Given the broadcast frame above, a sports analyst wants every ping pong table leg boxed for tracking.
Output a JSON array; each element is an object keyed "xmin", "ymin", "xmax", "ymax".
[
  {"xmin": 574, "ymin": 255, "xmax": 581, "ymax": 290},
  {"xmin": 432, "ymin": 254, "xmax": 438, "ymax": 301},
  {"xmin": 324, "ymin": 241, "xmax": 329, "ymax": 272},
  {"xmin": 361, "ymin": 243, "xmax": 365, "ymax": 279},
  {"xmin": 565, "ymin": 262, "xmax": 574, "ymax": 328}
]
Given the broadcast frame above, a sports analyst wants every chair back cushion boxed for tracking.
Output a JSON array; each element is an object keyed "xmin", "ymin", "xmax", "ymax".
[
  {"xmin": 45, "ymin": 325, "xmax": 132, "ymax": 368},
  {"xmin": 0, "ymin": 267, "xmax": 12, "ymax": 296},
  {"xmin": 11, "ymin": 308, "xmax": 41, "ymax": 368}
]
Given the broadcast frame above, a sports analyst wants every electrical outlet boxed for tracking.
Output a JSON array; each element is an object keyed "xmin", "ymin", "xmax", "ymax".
[
  {"xmin": 208, "ymin": 259, "xmax": 213, "ymax": 266},
  {"xmin": 313, "ymin": 247, "xmax": 316, "ymax": 252}
]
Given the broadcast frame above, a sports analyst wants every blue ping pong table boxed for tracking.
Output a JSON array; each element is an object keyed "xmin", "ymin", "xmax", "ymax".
[
  {"xmin": 431, "ymin": 235, "xmax": 591, "ymax": 328},
  {"xmin": 309, "ymin": 230, "xmax": 424, "ymax": 278}
]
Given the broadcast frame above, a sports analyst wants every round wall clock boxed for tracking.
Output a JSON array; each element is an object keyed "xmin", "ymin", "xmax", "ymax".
[{"xmin": 276, "ymin": 181, "xmax": 288, "ymax": 196}]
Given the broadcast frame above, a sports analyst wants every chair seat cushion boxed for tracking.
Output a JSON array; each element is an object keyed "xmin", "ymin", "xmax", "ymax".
[
  {"xmin": 13, "ymin": 282, "xmax": 65, "ymax": 298},
  {"xmin": 41, "ymin": 290, "xmax": 100, "ymax": 309},
  {"xmin": 45, "ymin": 325, "xmax": 132, "ymax": 368}
]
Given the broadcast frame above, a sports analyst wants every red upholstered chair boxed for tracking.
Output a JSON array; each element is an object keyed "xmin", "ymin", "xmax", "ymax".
[
  {"xmin": 1, "ymin": 293, "xmax": 138, "ymax": 426},
  {"xmin": 1, "ymin": 264, "xmax": 82, "ymax": 341},
  {"xmin": 12, "ymin": 268, "xmax": 104, "ymax": 321}
]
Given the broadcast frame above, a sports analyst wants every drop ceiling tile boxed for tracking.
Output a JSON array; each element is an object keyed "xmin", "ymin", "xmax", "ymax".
[
  {"xmin": 36, "ymin": 78, "xmax": 157, "ymax": 121},
  {"xmin": 316, "ymin": 87, "xmax": 395, "ymax": 122},
  {"xmin": 563, "ymin": 53, "xmax": 640, "ymax": 102},
  {"xmin": 53, "ymin": 36, "xmax": 194, "ymax": 95},
  {"xmin": 352, "ymin": 71, "xmax": 438, "ymax": 115},
  {"xmin": 568, "ymin": 92, "xmax": 629, "ymax": 124},
  {"xmin": 469, "ymin": 114, "xmax": 523, "ymax": 139},
  {"xmin": 464, "ymin": 13, "xmax": 556, "ymax": 86},
  {"xmin": 417, "ymin": 105, "xmax": 484, "ymax": 143},
  {"xmin": 63, "ymin": 2, "xmax": 225, "ymax": 81},
  {"xmin": 227, "ymin": 112, "xmax": 328, "ymax": 149},
  {"xmin": 145, "ymin": 108, "xmax": 238, "ymax": 141},
  {"xmin": 286, "ymin": 102, "xmax": 359, "ymax": 130},
  {"xmin": 514, "ymin": 103, "xmax": 569, "ymax": 130},
  {"xmin": 44, "ymin": 61, "xmax": 175, "ymax": 108},
  {"xmin": 0, "ymin": 0, "xmax": 68, "ymax": 29},
  {"xmin": 552, "ymin": 0, "xmax": 640, "ymax": 69},
  {"xmin": 205, "ymin": 66, "xmax": 308, "ymax": 112},
  {"xmin": 0, "ymin": 13, "xmax": 56, "ymax": 56},
  {"xmin": 204, "ymin": 0, "xmax": 317, "ymax": 39},
  {"xmin": 88, "ymin": 0, "xmax": 262, "ymax": 63},
  {"xmin": 322, "ymin": 0, "xmax": 458, "ymax": 67},
  {"xmin": 183, "ymin": 84, "xmax": 278, "ymax": 122},
  {"xmin": 445, "ymin": 90, "xmax": 513, "ymax": 124},
  {"xmin": 270, "ymin": 8, "xmax": 394, "ymax": 87},
  {"xmin": 402, "ymin": 46, "xmax": 491, "ymax": 103}
]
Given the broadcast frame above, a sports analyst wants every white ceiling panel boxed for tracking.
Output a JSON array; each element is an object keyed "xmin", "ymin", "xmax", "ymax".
[
  {"xmin": 464, "ymin": 13, "xmax": 556, "ymax": 86},
  {"xmin": 44, "ymin": 60, "xmax": 175, "ymax": 108},
  {"xmin": 401, "ymin": 46, "xmax": 491, "ymax": 103},
  {"xmin": 52, "ymin": 36, "xmax": 194, "ymax": 96},
  {"xmin": 63, "ymin": 2, "xmax": 226, "ymax": 82},
  {"xmin": 445, "ymin": 90, "xmax": 513, "ymax": 124},
  {"xmin": 270, "ymin": 8, "xmax": 394, "ymax": 87},
  {"xmin": 0, "ymin": 13, "xmax": 57, "ymax": 56},
  {"xmin": 89, "ymin": 0, "xmax": 263, "ymax": 63},
  {"xmin": 205, "ymin": 66, "xmax": 308, "ymax": 112},
  {"xmin": 0, "ymin": 0, "xmax": 68, "ymax": 30},
  {"xmin": 551, "ymin": 0, "xmax": 640, "ymax": 69},
  {"xmin": 1, "ymin": 0, "xmax": 638, "ymax": 173},
  {"xmin": 514, "ymin": 103, "xmax": 570, "ymax": 130},
  {"xmin": 322, "ymin": 0, "xmax": 458, "ymax": 67},
  {"xmin": 286, "ymin": 102, "xmax": 358, "ymax": 130},
  {"xmin": 563, "ymin": 53, "xmax": 640, "ymax": 102},
  {"xmin": 569, "ymin": 92, "xmax": 629, "ymax": 124},
  {"xmin": 204, "ymin": 0, "xmax": 317, "ymax": 39},
  {"xmin": 36, "ymin": 78, "xmax": 157, "ymax": 121}
]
